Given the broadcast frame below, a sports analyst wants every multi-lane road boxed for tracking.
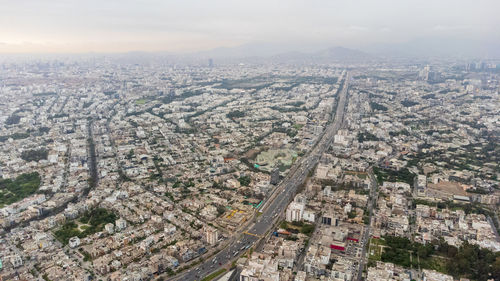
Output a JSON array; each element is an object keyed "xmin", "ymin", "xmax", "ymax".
[
  {"xmin": 356, "ymin": 168, "xmax": 378, "ymax": 281},
  {"xmin": 170, "ymin": 72, "xmax": 350, "ymax": 281}
]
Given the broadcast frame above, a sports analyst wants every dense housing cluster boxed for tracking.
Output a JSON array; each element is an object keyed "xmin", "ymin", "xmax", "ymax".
[{"xmin": 0, "ymin": 58, "xmax": 499, "ymax": 281}]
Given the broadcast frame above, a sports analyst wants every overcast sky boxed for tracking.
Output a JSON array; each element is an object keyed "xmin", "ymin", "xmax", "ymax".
[{"xmin": 1, "ymin": 0, "xmax": 499, "ymax": 53}]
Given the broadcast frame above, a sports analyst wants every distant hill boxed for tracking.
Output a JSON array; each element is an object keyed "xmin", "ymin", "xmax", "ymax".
[
  {"xmin": 315, "ymin": 46, "xmax": 370, "ymax": 58},
  {"xmin": 190, "ymin": 43, "xmax": 374, "ymax": 64},
  {"xmin": 309, "ymin": 46, "xmax": 373, "ymax": 62},
  {"xmin": 364, "ymin": 37, "xmax": 500, "ymax": 59},
  {"xmin": 104, "ymin": 38, "xmax": 500, "ymax": 65}
]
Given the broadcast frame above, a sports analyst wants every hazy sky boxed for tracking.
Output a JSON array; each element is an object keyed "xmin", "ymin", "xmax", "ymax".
[{"xmin": 1, "ymin": 0, "xmax": 499, "ymax": 53}]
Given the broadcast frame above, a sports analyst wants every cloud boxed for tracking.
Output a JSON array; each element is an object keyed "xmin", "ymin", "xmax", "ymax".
[
  {"xmin": 0, "ymin": 0, "xmax": 499, "ymax": 53},
  {"xmin": 348, "ymin": 26, "xmax": 369, "ymax": 31},
  {"xmin": 433, "ymin": 25, "xmax": 470, "ymax": 31}
]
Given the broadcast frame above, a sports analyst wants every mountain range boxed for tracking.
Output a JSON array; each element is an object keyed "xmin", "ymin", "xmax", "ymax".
[
  {"xmin": 178, "ymin": 37, "xmax": 500, "ymax": 64},
  {"xmin": 41, "ymin": 38, "xmax": 498, "ymax": 65}
]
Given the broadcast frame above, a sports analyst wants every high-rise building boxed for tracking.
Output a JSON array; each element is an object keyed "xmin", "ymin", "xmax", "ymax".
[
  {"xmin": 204, "ymin": 228, "xmax": 218, "ymax": 245},
  {"xmin": 419, "ymin": 65, "xmax": 430, "ymax": 80},
  {"xmin": 416, "ymin": 175, "xmax": 427, "ymax": 197},
  {"xmin": 286, "ymin": 202, "xmax": 304, "ymax": 222}
]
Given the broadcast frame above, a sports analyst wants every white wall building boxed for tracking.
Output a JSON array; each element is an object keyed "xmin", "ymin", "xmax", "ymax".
[{"xmin": 286, "ymin": 202, "xmax": 305, "ymax": 222}]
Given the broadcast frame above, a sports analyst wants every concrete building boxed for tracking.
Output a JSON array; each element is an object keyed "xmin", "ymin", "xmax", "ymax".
[
  {"xmin": 69, "ymin": 236, "xmax": 81, "ymax": 248},
  {"xmin": 205, "ymin": 228, "xmax": 219, "ymax": 245},
  {"xmin": 286, "ymin": 202, "xmax": 304, "ymax": 222}
]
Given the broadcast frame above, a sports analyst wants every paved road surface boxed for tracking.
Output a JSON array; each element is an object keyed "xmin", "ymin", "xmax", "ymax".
[{"xmin": 356, "ymin": 167, "xmax": 378, "ymax": 281}]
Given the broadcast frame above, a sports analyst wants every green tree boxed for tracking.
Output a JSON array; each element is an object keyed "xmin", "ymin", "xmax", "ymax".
[{"xmin": 238, "ymin": 175, "xmax": 251, "ymax": 186}]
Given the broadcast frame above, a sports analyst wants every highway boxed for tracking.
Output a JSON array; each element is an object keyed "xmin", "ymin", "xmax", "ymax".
[
  {"xmin": 356, "ymin": 167, "xmax": 378, "ymax": 281},
  {"xmin": 169, "ymin": 71, "xmax": 350, "ymax": 281}
]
